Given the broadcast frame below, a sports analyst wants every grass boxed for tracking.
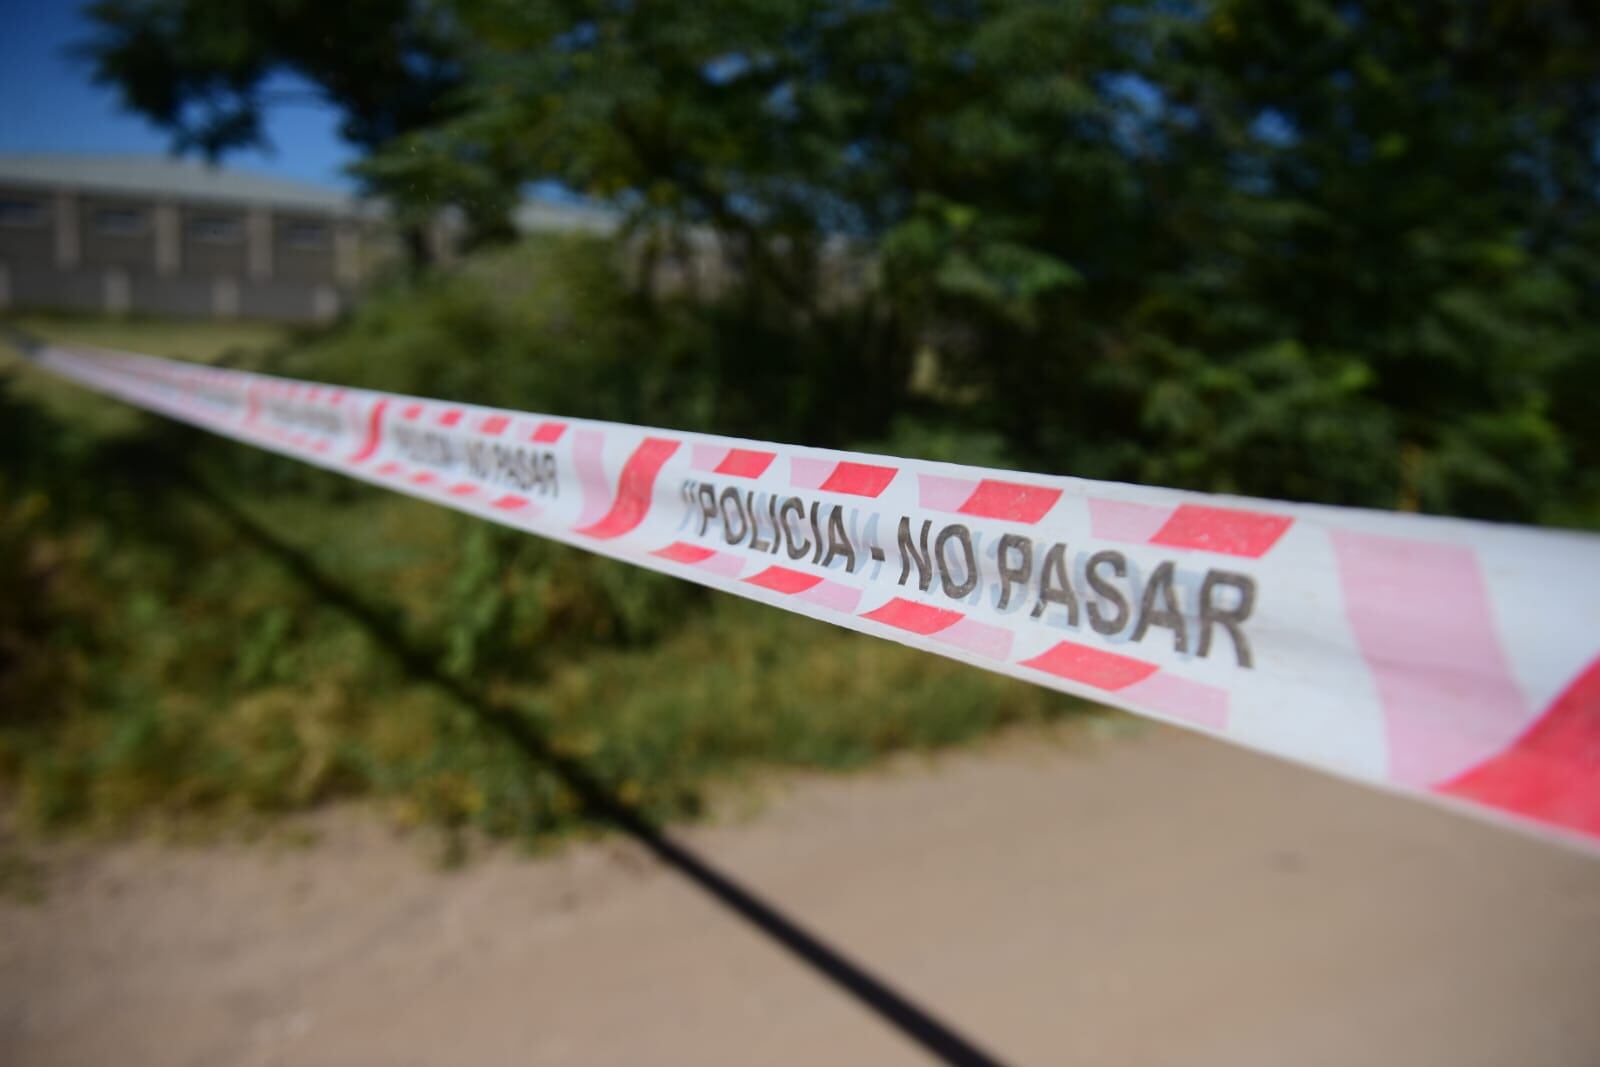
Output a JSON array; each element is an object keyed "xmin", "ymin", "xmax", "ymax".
[
  {"xmin": 0, "ymin": 302, "xmax": 1089, "ymax": 851},
  {"xmin": 5, "ymin": 312, "xmax": 288, "ymax": 364},
  {"xmin": 0, "ymin": 313, "xmax": 289, "ymax": 441}
]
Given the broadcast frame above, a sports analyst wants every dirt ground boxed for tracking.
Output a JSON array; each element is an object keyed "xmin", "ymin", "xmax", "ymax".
[{"xmin": 3, "ymin": 723, "xmax": 1598, "ymax": 1067}]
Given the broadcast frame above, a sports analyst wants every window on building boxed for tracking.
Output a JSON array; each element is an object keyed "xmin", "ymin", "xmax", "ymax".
[
  {"xmin": 191, "ymin": 215, "xmax": 243, "ymax": 243},
  {"xmin": 95, "ymin": 207, "xmax": 148, "ymax": 236},
  {"xmin": 284, "ymin": 221, "xmax": 330, "ymax": 249},
  {"xmin": 0, "ymin": 198, "xmax": 44, "ymax": 227}
]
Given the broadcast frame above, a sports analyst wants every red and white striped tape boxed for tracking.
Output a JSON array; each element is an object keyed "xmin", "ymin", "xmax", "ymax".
[{"xmin": 30, "ymin": 342, "xmax": 1600, "ymax": 852}]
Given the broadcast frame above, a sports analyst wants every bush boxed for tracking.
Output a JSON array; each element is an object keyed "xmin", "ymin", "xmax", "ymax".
[{"xmin": 0, "ymin": 298, "xmax": 1083, "ymax": 847}]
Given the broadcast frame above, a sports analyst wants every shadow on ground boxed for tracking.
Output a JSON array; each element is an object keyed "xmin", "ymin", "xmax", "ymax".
[{"xmin": 179, "ymin": 458, "xmax": 1012, "ymax": 1067}]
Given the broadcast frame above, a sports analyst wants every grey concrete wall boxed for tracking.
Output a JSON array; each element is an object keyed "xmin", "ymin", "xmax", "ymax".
[
  {"xmin": 0, "ymin": 264, "xmax": 353, "ymax": 322},
  {"xmin": 129, "ymin": 274, "xmax": 215, "ymax": 319},
  {"xmin": 0, "ymin": 178, "xmax": 374, "ymax": 321},
  {"xmin": 271, "ymin": 213, "xmax": 337, "ymax": 284},
  {"xmin": 240, "ymin": 278, "xmax": 319, "ymax": 321},
  {"xmin": 0, "ymin": 186, "xmax": 55, "ymax": 268},
  {"xmin": 78, "ymin": 196, "xmax": 157, "ymax": 271},
  {"xmin": 2, "ymin": 266, "xmax": 101, "ymax": 311},
  {"xmin": 180, "ymin": 206, "xmax": 249, "ymax": 277}
]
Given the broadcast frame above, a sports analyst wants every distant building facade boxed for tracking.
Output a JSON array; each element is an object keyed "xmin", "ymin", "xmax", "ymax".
[
  {"xmin": 0, "ymin": 154, "xmax": 778, "ymax": 322},
  {"xmin": 0, "ymin": 155, "xmax": 390, "ymax": 323}
]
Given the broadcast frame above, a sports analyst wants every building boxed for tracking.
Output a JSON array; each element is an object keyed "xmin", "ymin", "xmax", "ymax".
[
  {"xmin": 0, "ymin": 153, "xmax": 816, "ymax": 322},
  {"xmin": 0, "ymin": 154, "xmax": 386, "ymax": 322}
]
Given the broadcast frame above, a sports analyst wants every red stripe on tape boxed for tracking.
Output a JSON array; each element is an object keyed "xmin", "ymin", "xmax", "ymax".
[
  {"xmin": 346, "ymin": 399, "xmax": 388, "ymax": 463},
  {"xmin": 1436, "ymin": 655, "xmax": 1600, "ymax": 836},
  {"xmin": 957, "ymin": 479, "xmax": 1063, "ymax": 523},
  {"xmin": 714, "ymin": 448, "xmax": 777, "ymax": 478},
  {"xmin": 411, "ymin": 471, "xmax": 438, "ymax": 486},
  {"xmin": 531, "ymin": 421, "xmax": 567, "ymax": 443},
  {"xmin": 1021, "ymin": 641, "xmax": 1158, "ymax": 691},
  {"xmin": 820, "ymin": 461, "xmax": 898, "ymax": 497},
  {"xmin": 744, "ymin": 565, "xmax": 823, "ymax": 594},
  {"xmin": 576, "ymin": 438, "xmax": 680, "ymax": 540},
  {"xmin": 478, "ymin": 414, "xmax": 510, "ymax": 436},
  {"xmin": 1149, "ymin": 504, "xmax": 1292, "ymax": 558},
  {"xmin": 862, "ymin": 597, "xmax": 963, "ymax": 635},
  {"xmin": 449, "ymin": 482, "xmax": 478, "ymax": 496},
  {"xmin": 402, "ymin": 403, "xmax": 424, "ymax": 420},
  {"xmin": 437, "ymin": 409, "xmax": 464, "ymax": 428},
  {"xmin": 491, "ymin": 494, "xmax": 530, "ymax": 510},
  {"xmin": 653, "ymin": 541, "xmax": 717, "ymax": 564}
]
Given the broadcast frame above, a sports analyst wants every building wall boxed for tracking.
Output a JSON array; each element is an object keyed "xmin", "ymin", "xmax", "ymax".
[
  {"xmin": 78, "ymin": 195, "xmax": 156, "ymax": 270},
  {"xmin": 0, "ymin": 186, "xmax": 55, "ymax": 266},
  {"xmin": 6, "ymin": 263, "xmax": 100, "ymax": 309},
  {"xmin": 180, "ymin": 206, "xmax": 249, "ymax": 277},
  {"xmin": 0, "ymin": 177, "xmax": 371, "ymax": 322},
  {"xmin": 271, "ymin": 213, "xmax": 336, "ymax": 285},
  {"xmin": 130, "ymin": 275, "xmax": 215, "ymax": 319}
]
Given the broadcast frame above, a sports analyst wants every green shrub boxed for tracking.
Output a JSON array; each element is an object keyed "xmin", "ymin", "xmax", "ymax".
[{"xmin": 0, "ymin": 345, "xmax": 1082, "ymax": 845}]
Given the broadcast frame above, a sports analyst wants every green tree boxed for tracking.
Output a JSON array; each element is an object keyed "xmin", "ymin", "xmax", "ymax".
[
  {"xmin": 78, "ymin": 0, "xmax": 519, "ymax": 256},
  {"xmin": 1125, "ymin": 0, "xmax": 1600, "ymax": 516},
  {"xmin": 412, "ymin": 0, "xmax": 1600, "ymax": 521}
]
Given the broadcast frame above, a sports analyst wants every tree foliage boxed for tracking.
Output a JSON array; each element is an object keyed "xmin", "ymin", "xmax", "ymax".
[
  {"xmin": 433, "ymin": 0, "xmax": 1600, "ymax": 519},
  {"xmin": 89, "ymin": 0, "xmax": 1600, "ymax": 522},
  {"xmin": 78, "ymin": 0, "xmax": 519, "ymax": 251}
]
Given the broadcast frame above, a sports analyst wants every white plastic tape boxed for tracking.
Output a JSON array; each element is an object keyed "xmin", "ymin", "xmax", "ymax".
[{"xmin": 30, "ymin": 342, "xmax": 1600, "ymax": 851}]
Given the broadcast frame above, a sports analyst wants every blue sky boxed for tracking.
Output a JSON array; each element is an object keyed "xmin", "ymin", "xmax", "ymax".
[{"xmin": 0, "ymin": 0, "xmax": 358, "ymax": 190}]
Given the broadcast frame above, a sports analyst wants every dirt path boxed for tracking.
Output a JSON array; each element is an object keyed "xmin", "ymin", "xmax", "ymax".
[{"xmin": 4, "ymin": 724, "xmax": 1599, "ymax": 1067}]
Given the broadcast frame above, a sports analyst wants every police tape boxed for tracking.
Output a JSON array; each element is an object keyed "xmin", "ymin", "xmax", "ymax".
[{"xmin": 25, "ymin": 340, "xmax": 1600, "ymax": 852}]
